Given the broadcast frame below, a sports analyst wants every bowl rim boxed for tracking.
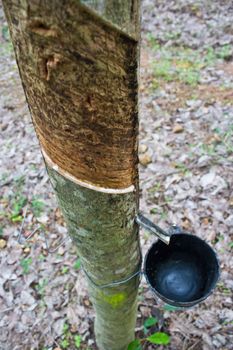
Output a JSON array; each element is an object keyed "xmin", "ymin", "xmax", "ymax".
[{"xmin": 143, "ymin": 232, "xmax": 220, "ymax": 307}]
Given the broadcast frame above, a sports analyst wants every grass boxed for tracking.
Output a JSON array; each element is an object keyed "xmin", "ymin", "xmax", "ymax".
[
  {"xmin": 36, "ymin": 279, "xmax": 48, "ymax": 298},
  {"xmin": 217, "ymin": 282, "xmax": 232, "ymax": 295},
  {"xmin": 1, "ymin": 172, "xmax": 46, "ymax": 224},
  {"xmin": 31, "ymin": 196, "xmax": 45, "ymax": 217},
  {"xmin": 20, "ymin": 257, "xmax": 32, "ymax": 274},
  {"xmin": 1, "ymin": 24, "xmax": 14, "ymax": 56},
  {"xmin": 0, "ymin": 172, "xmax": 9, "ymax": 184},
  {"xmin": 73, "ymin": 258, "xmax": 81, "ymax": 270},
  {"xmin": 148, "ymin": 182, "xmax": 161, "ymax": 193},
  {"xmin": 2, "ymin": 24, "xmax": 10, "ymax": 41},
  {"xmin": 61, "ymin": 266, "xmax": 69, "ymax": 274},
  {"xmin": 150, "ymin": 207, "xmax": 168, "ymax": 221},
  {"xmin": 10, "ymin": 194, "xmax": 27, "ymax": 222},
  {"xmin": 1, "ymin": 175, "xmax": 27, "ymax": 223},
  {"xmin": 200, "ymin": 143, "xmax": 217, "ymax": 157},
  {"xmin": 0, "ymin": 40, "xmax": 13, "ymax": 56},
  {"xmin": 215, "ymin": 125, "xmax": 233, "ymax": 154},
  {"xmin": 60, "ymin": 323, "xmax": 83, "ymax": 349},
  {"xmin": 173, "ymin": 162, "xmax": 191, "ymax": 176},
  {"xmin": 147, "ymin": 34, "xmax": 233, "ymax": 87},
  {"xmin": 187, "ymin": 124, "xmax": 233, "ymax": 165},
  {"xmin": 215, "ymin": 45, "xmax": 232, "ymax": 60}
]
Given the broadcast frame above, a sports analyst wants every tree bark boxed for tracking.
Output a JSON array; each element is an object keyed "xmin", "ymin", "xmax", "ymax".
[{"xmin": 3, "ymin": 1, "xmax": 141, "ymax": 349}]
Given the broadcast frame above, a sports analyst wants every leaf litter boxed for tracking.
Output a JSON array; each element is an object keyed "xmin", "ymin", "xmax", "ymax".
[{"xmin": 0, "ymin": 0, "xmax": 233, "ymax": 349}]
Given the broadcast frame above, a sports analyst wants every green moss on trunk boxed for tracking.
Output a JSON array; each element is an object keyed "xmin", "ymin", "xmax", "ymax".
[{"xmin": 47, "ymin": 166, "xmax": 141, "ymax": 350}]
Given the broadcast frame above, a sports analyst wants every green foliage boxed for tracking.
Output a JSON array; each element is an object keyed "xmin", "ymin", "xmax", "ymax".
[
  {"xmin": 149, "ymin": 207, "xmax": 168, "ymax": 221},
  {"xmin": 150, "ymin": 44, "xmax": 203, "ymax": 86},
  {"xmin": 10, "ymin": 195, "xmax": 27, "ymax": 222},
  {"xmin": 15, "ymin": 175, "xmax": 26, "ymax": 188},
  {"xmin": 148, "ymin": 182, "xmax": 161, "ymax": 193},
  {"xmin": 128, "ymin": 315, "xmax": 170, "ymax": 349},
  {"xmin": 38, "ymin": 253, "xmax": 46, "ymax": 261},
  {"xmin": 63, "ymin": 323, "xmax": 69, "ymax": 333},
  {"xmin": 144, "ymin": 317, "xmax": 158, "ymax": 328},
  {"xmin": 74, "ymin": 335, "xmax": 82, "ymax": 348},
  {"xmin": 200, "ymin": 125, "xmax": 233, "ymax": 158},
  {"xmin": 164, "ymin": 196, "xmax": 172, "ymax": 203},
  {"xmin": 60, "ymin": 323, "xmax": 81, "ymax": 349},
  {"xmin": 127, "ymin": 339, "xmax": 142, "ymax": 350},
  {"xmin": 160, "ymin": 211, "xmax": 168, "ymax": 220},
  {"xmin": 61, "ymin": 266, "xmax": 69, "ymax": 274},
  {"xmin": 153, "ymin": 60, "xmax": 174, "ymax": 82},
  {"xmin": 2, "ymin": 24, "xmax": 10, "ymax": 41},
  {"xmin": 163, "ymin": 304, "xmax": 179, "ymax": 311},
  {"xmin": 36, "ymin": 279, "xmax": 48, "ymax": 297},
  {"xmin": 150, "ymin": 208, "xmax": 158, "ymax": 214},
  {"xmin": 216, "ymin": 45, "xmax": 232, "ymax": 60},
  {"xmin": 180, "ymin": 69, "xmax": 200, "ymax": 86},
  {"xmin": 146, "ymin": 34, "xmax": 160, "ymax": 51},
  {"xmin": 6, "ymin": 175, "xmax": 27, "ymax": 223},
  {"xmin": 0, "ymin": 41, "xmax": 14, "ymax": 56},
  {"xmin": 20, "ymin": 257, "xmax": 32, "ymax": 274},
  {"xmin": 31, "ymin": 197, "xmax": 45, "ymax": 217},
  {"xmin": 61, "ymin": 339, "xmax": 69, "ymax": 349},
  {"xmin": 147, "ymin": 332, "xmax": 170, "ymax": 345},
  {"xmin": 201, "ymin": 143, "xmax": 217, "ymax": 157},
  {"xmin": 73, "ymin": 258, "xmax": 81, "ymax": 270},
  {"xmin": 1, "ymin": 33, "xmax": 13, "ymax": 56},
  {"xmin": 61, "ymin": 323, "xmax": 70, "ymax": 349},
  {"xmin": 204, "ymin": 47, "xmax": 217, "ymax": 65},
  {"xmin": 174, "ymin": 162, "xmax": 191, "ymax": 176},
  {"xmin": 144, "ymin": 316, "xmax": 158, "ymax": 334},
  {"xmin": 0, "ymin": 172, "xmax": 9, "ymax": 183},
  {"xmin": 164, "ymin": 31, "xmax": 181, "ymax": 41},
  {"xmin": 222, "ymin": 125, "xmax": 233, "ymax": 153},
  {"xmin": 217, "ymin": 282, "xmax": 231, "ymax": 295},
  {"xmin": 147, "ymin": 36, "xmax": 232, "ymax": 87}
]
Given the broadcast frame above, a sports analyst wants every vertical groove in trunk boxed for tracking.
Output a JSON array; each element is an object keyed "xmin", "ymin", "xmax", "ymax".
[{"xmin": 3, "ymin": 1, "xmax": 141, "ymax": 349}]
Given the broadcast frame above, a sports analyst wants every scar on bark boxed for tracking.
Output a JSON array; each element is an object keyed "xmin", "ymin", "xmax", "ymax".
[
  {"xmin": 86, "ymin": 95, "xmax": 97, "ymax": 113},
  {"xmin": 27, "ymin": 20, "xmax": 58, "ymax": 37},
  {"xmin": 39, "ymin": 54, "xmax": 62, "ymax": 81}
]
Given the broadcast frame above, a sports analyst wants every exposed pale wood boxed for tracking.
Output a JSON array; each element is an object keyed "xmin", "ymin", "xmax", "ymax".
[{"xmin": 42, "ymin": 148, "xmax": 135, "ymax": 194}]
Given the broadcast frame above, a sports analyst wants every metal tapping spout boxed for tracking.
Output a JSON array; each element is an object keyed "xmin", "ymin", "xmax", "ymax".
[{"xmin": 136, "ymin": 212, "xmax": 171, "ymax": 245}]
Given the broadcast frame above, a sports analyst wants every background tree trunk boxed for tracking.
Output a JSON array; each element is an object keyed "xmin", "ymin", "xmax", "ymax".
[{"xmin": 2, "ymin": 1, "xmax": 141, "ymax": 349}]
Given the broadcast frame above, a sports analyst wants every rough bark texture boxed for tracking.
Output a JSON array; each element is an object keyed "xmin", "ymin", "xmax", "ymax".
[
  {"xmin": 3, "ymin": 1, "xmax": 141, "ymax": 349},
  {"xmin": 3, "ymin": 0, "xmax": 139, "ymax": 189},
  {"xmin": 47, "ymin": 165, "xmax": 141, "ymax": 350}
]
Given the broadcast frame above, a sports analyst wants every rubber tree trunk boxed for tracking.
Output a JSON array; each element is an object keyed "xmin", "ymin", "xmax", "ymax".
[{"xmin": 3, "ymin": 1, "xmax": 141, "ymax": 349}]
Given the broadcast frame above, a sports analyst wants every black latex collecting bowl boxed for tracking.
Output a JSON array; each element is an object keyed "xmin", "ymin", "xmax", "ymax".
[{"xmin": 144, "ymin": 233, "xmax": 220, "ymax": 307}]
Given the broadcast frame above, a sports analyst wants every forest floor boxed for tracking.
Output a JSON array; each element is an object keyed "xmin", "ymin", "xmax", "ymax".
[{"xmin": 0, "ymin": 1, "xmax": 233, "ymax": 350}]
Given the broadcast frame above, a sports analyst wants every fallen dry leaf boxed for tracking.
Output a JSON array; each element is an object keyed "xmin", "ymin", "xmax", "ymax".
[
  {"xmin": 173, "ymin": 124, "xmax": 184, "ymax": 133},
  {"xmin": 139, "ymin": 153, "xmax": 152, "ymax": 166}
]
